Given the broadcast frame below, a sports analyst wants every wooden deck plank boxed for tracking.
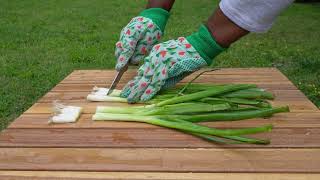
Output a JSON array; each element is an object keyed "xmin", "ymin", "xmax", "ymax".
[
  {"xmin": 0, "ymin": 127, "xmax": 319, "ymax": 148},
  {"xmin": 69, "ymin": 68, "xmax": 282, "ymax": 76},
  {"xmin": 60, "ymin": 78, "xmax": 294, "ymax": 84},
  {"xmin": 61, "ymin": 68, "xmax": 292, "ymax": 85},
  {"xmin": 0, "ymin": 171, "xmax": 319, "ymax": 180},
  {"xmin": 51, "ymin": 83, "xmax": 301, "ymax": 92},
  {"xmin": 9, "ymin": 112, "xmax": 320, "ymax": 129},
  {"xmin": 63, "ymin": 75, "xmax": 289, "ymax": 82},
  {"xmin": 0, "ymin": 148, "xmax": 320, "ymax": 172},
  {"xmin": 37, "ymin": 90, "xmax": 309, "ymax": 103},
  {"xmin": 62, "ymin": 70, "xmax": 288, "ymax": 79},
  {"xmin": 60, "ymin": 77, "xmax": 292, "ymax": 84}
]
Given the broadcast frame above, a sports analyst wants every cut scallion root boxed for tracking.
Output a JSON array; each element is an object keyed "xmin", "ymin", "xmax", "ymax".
[
  {"xmin": 87, "ymin": 94, "xmax": 127, "ymax": 102},
  {"xmin": 49, "ymin": 102, "xmax": 82, "ymax": 124}
]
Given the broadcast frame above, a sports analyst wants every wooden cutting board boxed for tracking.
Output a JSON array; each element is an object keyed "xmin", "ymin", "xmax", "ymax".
[{"xmin": 0, "ymin": 68, "xmax": 319, "ymax": 179}]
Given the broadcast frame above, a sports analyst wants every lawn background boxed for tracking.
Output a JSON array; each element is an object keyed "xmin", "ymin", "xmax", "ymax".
[{"xmin": 1, "ymin": 0, "xmax": 319, "ymax": 130}]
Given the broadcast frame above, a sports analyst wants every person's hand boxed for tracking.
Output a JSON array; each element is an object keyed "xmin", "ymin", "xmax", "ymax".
[
  {"xmin": 120, "ymin": 37, "xmax": 206, "ymax": 103},
  {"xmin": 120, "ymin": 25, "xmax": 226, "ymax": 103},
  {"xmin": 115, "ymin": 8, "xmax": 169, "ymax": 71}
]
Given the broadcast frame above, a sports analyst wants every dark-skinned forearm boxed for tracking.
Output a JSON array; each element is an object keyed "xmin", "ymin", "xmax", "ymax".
[
  {"xmin": 146, "ymin": 0, "xmax": 176, "ymax": 11},
  {"xmin": 206, "ymin": 7, "xmax": 249, "ymax": 48}
]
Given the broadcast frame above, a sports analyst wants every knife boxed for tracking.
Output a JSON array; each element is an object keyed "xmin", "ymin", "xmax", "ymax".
[{"xmin": 107, "ymin": 63, "xmax": 129, "ymax": 95}]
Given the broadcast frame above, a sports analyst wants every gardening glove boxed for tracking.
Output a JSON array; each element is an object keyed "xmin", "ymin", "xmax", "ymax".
[
  {"xmin": 115, "ymin": 8, "xmax": 170, "ymax": 71},
  {"xmin": 120, "ymin": 25, "xmax": 226, "ymax": 103}
]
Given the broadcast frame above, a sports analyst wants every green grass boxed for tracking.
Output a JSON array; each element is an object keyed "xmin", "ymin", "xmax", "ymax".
[{"xmin": 0, "ymin": 0, "xmax": 319, "ymax": 130}]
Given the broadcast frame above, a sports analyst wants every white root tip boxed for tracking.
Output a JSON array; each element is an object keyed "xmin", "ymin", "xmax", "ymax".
[
  {"xmin": 49, "ymin": 102, "xmax": 83, "ymax": 124},
  {"xmin": 87, "ymin": 86, "xmax": 125, "ymax": 102}
]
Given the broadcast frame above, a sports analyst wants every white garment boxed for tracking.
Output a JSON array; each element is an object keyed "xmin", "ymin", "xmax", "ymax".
[{"xmin": 220, "ymin": 0, "xmax": 294, "ymax": 33}]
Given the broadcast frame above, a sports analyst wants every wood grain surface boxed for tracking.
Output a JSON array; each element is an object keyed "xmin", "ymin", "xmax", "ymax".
[
  {"xmin": 0, "ymin": 171, "xmax": 319, "ymax": 180},
  {"xmin": 0, "ymin": 68, "xmax": 319, "ymax": 179}
]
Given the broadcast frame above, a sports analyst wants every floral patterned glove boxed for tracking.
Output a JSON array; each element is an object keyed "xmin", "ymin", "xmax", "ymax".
[
  {"xmin": 115, "ymin": 8, "xmax": 170, "ymax": 71},
  {"xmin": 120, "ymin": 25, "xmax": 226, "ymax": 103}
]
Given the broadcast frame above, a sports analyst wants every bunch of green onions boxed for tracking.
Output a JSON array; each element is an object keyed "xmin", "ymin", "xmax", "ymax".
[{"xmin": 92, "ymin": 82, "xmax": 289, "ymax": 145}]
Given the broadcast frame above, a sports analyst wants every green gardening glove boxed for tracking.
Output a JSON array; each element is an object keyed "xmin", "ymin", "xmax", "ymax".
[
  {"xmin": 120, "ymin": 25, "xmax": 226, "ymax": 103},
  {"xmin": 115, "ymin": 8, "xmax": 170, "ymax": 71}
]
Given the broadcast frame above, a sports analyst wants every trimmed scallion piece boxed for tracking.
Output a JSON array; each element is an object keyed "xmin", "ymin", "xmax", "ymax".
[
  {"xmin": 156, "ymin": 84, "xmax": 256, "ymax": 107},
  {"xmin": 222, "ymin": 88, "xmax": 274, "ymax": 100},
  {"xmin": 201, "ymin": 97, "xmax": 263, "ymax": 105},
  {"xmin": 159, "ymin": 84, "xmax": 226, "ymax": 95},
  {"xmin": 96, "ymin": 102, "xmax": 231, "ymax": 115},
  {"xmin": 160, "ymin": 106, "xmax": 289, "ymax": 123},
  {"xmin": 96, "ymin": 105, "xmax": 149, "ymax": 114},
  {"xmin": 175, "ymin": 69, "xmax": 220, "ymax": 96},
  {"xmin": 144, "ymin": 103, "xmax": 231, "ymax": 115},
  {"xmin": 93, "ymin": 113, "xmax": 273, "ymax": 136},
  {"xmin": 167, "ymin": 119, "xmax": 270, "ymax": 144}
]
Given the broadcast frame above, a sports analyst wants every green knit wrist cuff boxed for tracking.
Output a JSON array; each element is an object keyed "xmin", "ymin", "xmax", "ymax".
[
  {"xmin": 186, "ymin": 25, "xmax": 226, "ymax": 65},
  {"xmin": 139, "ymin": 8, "xmax": 170, "ymax": 32}
]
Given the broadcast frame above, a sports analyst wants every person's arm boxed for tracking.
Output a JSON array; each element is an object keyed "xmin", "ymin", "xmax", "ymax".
[
  {"xmin": 206, "ymin": 0, "xmax": 293, "ymax": 48},
  {"xmin": 121, "ymin": 1, "xmax": 294, "ymax": 103},
  {"xmin": 206, "ymin": 7, "xmax": 249, "ymax": 48},
  {"xmin": 146, "ymin": 0, "xmax": 176, "ymax": 11}
]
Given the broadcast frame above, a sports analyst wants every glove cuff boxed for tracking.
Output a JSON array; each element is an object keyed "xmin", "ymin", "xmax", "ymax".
[
  {"xmin": 139, "ymin": 8, "xmax": 170, "ymax": 32},
  {"xmin": 186, "ymin": 25, "xmax": 226, "ymax": 65}
]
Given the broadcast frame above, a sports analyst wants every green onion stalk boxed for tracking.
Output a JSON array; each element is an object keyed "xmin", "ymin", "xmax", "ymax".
[
  {"xmin": 93, "ymin": 112, "xmax": 273, "ymax": 141},
  {"xmin": 91, "ymin": 71, "xmax": 289, "ymax": 145}
]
